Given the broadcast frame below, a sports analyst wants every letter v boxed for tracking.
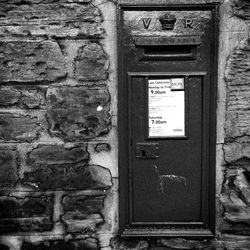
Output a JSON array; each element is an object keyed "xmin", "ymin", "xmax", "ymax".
[{"xmin": 142, "ymin": 18, "xmax": 151, "ymax": 29}]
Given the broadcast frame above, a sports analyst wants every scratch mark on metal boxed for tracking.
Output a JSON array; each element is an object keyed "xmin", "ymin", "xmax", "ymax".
[{"xmin": 152, "ymin": 165, "xmax": 187, "ymax": 194}]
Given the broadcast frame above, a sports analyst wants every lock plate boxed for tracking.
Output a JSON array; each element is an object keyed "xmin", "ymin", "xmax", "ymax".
[{"xmin": 136, "ymin": 143, "xmax": 160, "ymax": 159}]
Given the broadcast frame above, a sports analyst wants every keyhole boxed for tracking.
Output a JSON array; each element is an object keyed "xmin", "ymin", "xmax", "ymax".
[{"xmin": 141, "ymin": 150, "xmax": 146, "ymax": 157}]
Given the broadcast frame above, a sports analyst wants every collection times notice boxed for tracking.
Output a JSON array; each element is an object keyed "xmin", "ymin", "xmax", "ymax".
[{"xmin": 148, "ymin": 78, "xmax": 185, "ymax": 137}]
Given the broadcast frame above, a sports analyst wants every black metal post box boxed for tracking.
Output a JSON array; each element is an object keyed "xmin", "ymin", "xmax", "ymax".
[{"xmin": 118, "ymin": 1, "xmax": 218, "ymax": 238}]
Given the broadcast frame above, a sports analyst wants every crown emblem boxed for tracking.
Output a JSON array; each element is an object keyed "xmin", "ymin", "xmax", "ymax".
[{"xmin": 159, "ymin": 14, "xmax": 176, "ymax": 30}]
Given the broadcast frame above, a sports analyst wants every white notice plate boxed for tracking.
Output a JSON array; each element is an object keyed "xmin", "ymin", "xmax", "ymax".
[{"xmin": 148, "ymin": 78, "xmax": 185, "ymax": 137}]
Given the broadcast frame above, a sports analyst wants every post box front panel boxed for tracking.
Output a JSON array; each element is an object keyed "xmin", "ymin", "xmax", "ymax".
[
  {"xmin": 131, "ymin": 74, "xmax": 203, "ymax": 223},
  {"xmin": 119, "ymin": 4, "xmax": 217, "ymax": 237}
]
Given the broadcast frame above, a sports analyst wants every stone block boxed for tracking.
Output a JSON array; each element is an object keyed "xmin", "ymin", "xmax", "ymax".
[
  {"xmin": 62, "ymin": 195, "xmax": 105, "ymax": 219},
  {"xmin": 0, "ymin": 22, "xmax": 105, "ymax": 40},
  {"xmin": 223, "ymin": 140, "xmax": 250, "ymax": 164},
  {"xmin": 0, "ymin": 86, "xmax": 45, "ymax": 109},
  {"xmin": 46, "ymin": 86, "xmax": 110, "ymax": 141},
  {"xmin": 23, "ymin": 164, "xmax": 112, "ymax": 191},
  {"xmin": 225, "ymin": 111, "xmax": 250, "ymax": 139},
  {"xmin": 61, "ymin": 195, "xmax": 108, "ymax": 233},
  {"xmin": 233, "ymin": 0, "xmax": 250, "ymax": 20},
  {"xmin": 0, "ymin": 87, "xmax": 20, "ymax": 106},
  {"xmin": 0, "ymin": 195, "xmax": 53, "ymax": 233},
  {"xmin": 0, "ymin": 41, "xmax": 66, "ymax": 83},
  {"xmin": 0, "ymin": 2, "xmax": 104, "ymax": 39},
  {"xmin": 21, "ymin": 239, "xmax": 99, "ymax": 250},
  {"xmin": 27, "ymin": 144, "xmax": 89, "ymax": 167},
  {"xmin": 225, "ymin": 39, "xmax": 250, "ymax": 139},
  {"xmin": 22, "ymin": 145, "xmax": 112, "ymax": 190},
  {"xmin": 220, "ymin": 168, "xmax": 250, "ymax": 234},
  {"xmin": 0, "ymin": 112, "xmax": 42, "ymax": 142},
  {"xmin": 63, "ymin": 214, "xmax": 103, "ymax": 233},
  {"xmin": 110, "ymin": 238, "xmax": 149, "ymax": 250},
  {"xmin": 95, "ymin": 143, "xmax": 111, "ymax": 152},
  {"xmin": 0, "ymin": 147, "xmax": 18, "ymax": 189},
  {"xmin": 74, "ymin": 42, "xmax": 109, "ymax": 81},
  {"xmin": 0, "ymin": 2, "xmax": 101, "ymax": 23}
]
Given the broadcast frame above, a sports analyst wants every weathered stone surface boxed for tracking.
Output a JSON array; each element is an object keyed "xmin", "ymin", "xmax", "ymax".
[
  {"xmin": 23, "ymin": 164, "xmax": 112, "ymax": 190},
  {"xmin": 0, "ymin": 112, "xmax": 42, "ymax": 142},
  {"xmin": 63, "ymin": 214, "xmax": 103, "ymax": 233},
  {"xmin": 0, "ymin": 23, "xmax": 105, "ymax": 40},
  {"xmin": 46, "ymin": 86, "xmax": 110, "ymax": 141},
  {"xmin": 0, "ymin": 41, "xmax": 66, "ymax": 83},
  {"xmin": 233, "ymin": 0, "xmax": 250, "ymax": 20},
  {"xmin": 27, "ymin": 144, "xmax": 89, "ymax": 167},
  {"xmin": 0, "ymin": 2, "xmax": 104, "ymax": 39},
  {"xmin": 95, "ymin": 143, "xmax": 111, "ymax": 152},
  {"xmin": 22, "ymin": 145, "xmax": 112, "ymax": 190},
  {"xmin": 0, "ymin": 147, "xmax": 18, "ymax": 189},
  {"xmin": 0, "ymin": 195, "xmax": 53, "ymax": 233},
  {"xmin": 220, "ymin": 168, "xmax": 250, "ymax": 234},
  {"xmin": 222, "ymin": 36, "xmax": 250, "ymax": 235},
  {"xmin": 0, "ymin": 86, "xmax": 45, "ymax": 109},
  {"xmin": 21, "ymin": 239, "xmax": 98, "ymax": 250},
  {"xmin": 225, "ymin": 39, "xmax": 250, "ymax": 139},
  {"xmin": 111, "ymin": 237, "xmax": 250, "ymax": 250},
  {"xmin": 62, "ymin": 195, "xmax": 105, "ymax": 219},
  {"xmin": 159, "ymin": 238, "xmax": 210, "ymax": 249},
  {"xmin": 0, "ymin": 87, "xmax": 20, "ymax": 106},
  {"xmin": 110, "ymin": 239, "xmax": 149, "ymax": 250},
  {"xmin": 0, "ymin": 22, "xmax": 105, "ymax": 39},
  {"xmin": 224, "ymin": 139, "xmax": 250, "ymax": 164},
  {"xmin": 0, "ymin": 2, "xmax": 101, "ymax": 23},
  {"xmin": 74, "ymin": 42, "xmax": 109, "ymax": 81}
]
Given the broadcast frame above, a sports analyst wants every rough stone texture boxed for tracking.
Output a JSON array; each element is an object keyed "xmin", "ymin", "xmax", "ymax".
[
  {"xmin": 233, "ymin": 0, "xmax": 250, "ymax": 20},
  {"xmin": 23, "ymin": 164, "xmax": 112, "ymax": 191},
  {"xmin": 225, "ymin": 39, "xmax": 250, "ymax": 139},
  {"xmin": 0, "ymin": 1, "xmax": 104, "ymax": 39},
  {"xmin": 0, "ymin": 41, "xmax": 66, "ymax": 83},
  {"xmin": 0, "ymin": 147, "xmax": 18, "ymax": 189},
  {"xmin": 95, "ymin": 143, "xmax": 111, "ymax": 152},
  {"xmin": 21, "ymin": 239, "xmax": 99, "ymax": 250},
  {"xmin": 224, "ymin": 138, "xmax": 250, "ymax": 164},
  {"xmin": 46, "ymin": 86, "xmax": 110, "ymax": 141},
  {"xmin": 27, "ymin": 144, "xmax": 89, "ymax": 166},
  {"xmin": 74, "ymin": 42, "xmax": 109, "ymax": 81},
  {"xmin": 222, "ymin": 36, "xmax": 250, "ymax": 236},
  {"xmin": 0, "ymin": 87, "xmax": 20, "ymax": 106},
  {"xmin": 220, "ymin": 168, "xmax": 250, "ymax": 235},
  {"xmin": 0, "ymin": 22, "xmax": 105, "ymax": 40},
  {"xmin": 0, "ymin": 2, "xmax": 100, "ymax": 23},
  {"xmin": 22, "ymin": 145, "xmax": 112, "ymax": 190},
  {"xmin": 111, "ymin": 239, "xmax": 149, "ymax": 250},
  {"xmin": 63, "ymin": 214, "xmax": 103, "ymax": 233},
  {"xmin": 111, "ymin": 237, "xmax": 250, "ymax": 250},
  {"xmin": 0, "ymin": 112, "xmax": 42, "ymax": 142},
  {"xmin": 62, "ymin": 195, "xmax": 105, "ymax": 233},
  {"xmin": 0, "ymin": 86, "xmax": 45, "ymax": 109},
  {"xmin": 0, "ymin": 195, "xmax": 53, "ymax": 233},
  {"xmin": 0, "ymin": 0, "xmax": 112, "ymax": 246},
  {"xmin": 62, "ymin": 195, "xmax": 105, "ymax": 219}
]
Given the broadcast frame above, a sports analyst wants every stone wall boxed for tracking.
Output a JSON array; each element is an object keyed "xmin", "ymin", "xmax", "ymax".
[
  {"xmin": 0, "ymin": 0, "xmax": 250, "ymax": 249},
  {"xmin": 0, "ymin": 0, "xmax": 118, "ymax": 249}
]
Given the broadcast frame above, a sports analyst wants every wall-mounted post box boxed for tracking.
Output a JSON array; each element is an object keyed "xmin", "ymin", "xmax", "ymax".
[{"xmin": 118, "ymin": 2, "xmax": 219, "ymax": 237}]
